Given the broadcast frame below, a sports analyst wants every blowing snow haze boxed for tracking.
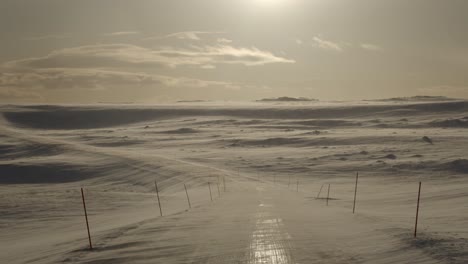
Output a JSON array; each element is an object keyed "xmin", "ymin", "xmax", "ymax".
[{"xmin": 1, "ymin": 0, "xmax": 468, "ymax": 103}]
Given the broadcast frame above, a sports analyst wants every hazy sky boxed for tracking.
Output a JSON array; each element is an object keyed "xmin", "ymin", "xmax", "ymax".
[{"xmin": 1, "ymin": 0, "xmax": 468, "ymax": 103}]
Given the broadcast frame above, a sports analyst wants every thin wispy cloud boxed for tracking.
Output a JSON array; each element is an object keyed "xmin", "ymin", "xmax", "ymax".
[
  {"xmin": 0, "ymin": 68, "xmax": 259, "ymax": 98},
  {"xmin": 23, "ymin": 34, "xmax": 71, "ymax": 41},
  {"xmin": 360, "ymin": 43, "xmax": 383, "ymax": 51},
  {"xmin": 217, "ymin": 38, "xmax": 233, "ymax": 44},
  {"xmin": 312, "ymin": 36, "xmax": 343, "ymax": 52},
  {"xmin": 104, "ymin": 31, "xmax": 140, "ymax": 37},
  {"xmin": 163, "ymin": 31, "xmax": 224, "ymax": 41},
  {"xmin": 0, "ymin": 88, "xmax": 42, "ymax": 101},
  {"xmin": 6, "ymin": 43, "xmax": 294, "ymax": 69}
]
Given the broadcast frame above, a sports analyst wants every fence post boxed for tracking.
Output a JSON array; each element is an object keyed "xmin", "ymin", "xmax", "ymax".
[
  {"xmin": 223, "ymin": 176, "xmax": 226, "ymax": 192},
  {"xmin": 217, "ymin": 181, "xmax": 221, "ymax": 197},
  {"xmin": 208, "ymin": 182, "xmax": 213, "ymax": 201},
  {"xmin": 353, "ymin": 172, "xmax": 359, "ymax": 214},
  {"xmin": 184, "ymin": 183, "xmax": 191, "ymax": 209},
  {"xmin": 326, "ymin": 184, "xmax": 331, "ymax": 206},
  {"xmin": 154, "ymin": 180, "xmax": 163, "ymax": 216},
  {"xmin": 414, "ymin": 181, "xmax": 422, "ymax": 238},
  {"xmin": 80, "ymin": 188, "xmax": 93, "ymax": 250},
  {"xmin": 316, "ymin": 184, "xmax": 325, "ymax": 199}
]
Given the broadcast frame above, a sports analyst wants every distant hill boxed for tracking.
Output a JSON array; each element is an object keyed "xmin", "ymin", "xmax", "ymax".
[
  {"xmin": 257, "ymin": 96, "xmax": 318, "ymax": 102},
  {"xmin": 368, "ymin": 96, "xmax": 457, "ymax": 102},
  {"xmin": 176, "ymin": 100, "xmax": 209, "ymax": 103}
]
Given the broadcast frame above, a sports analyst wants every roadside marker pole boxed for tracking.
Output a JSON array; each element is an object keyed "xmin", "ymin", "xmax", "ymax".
[
  {"xmin": 353, "ymin": 172, "xmax": 359, "ymax": 214},
  {"xmin": 316, "ymin": 184, "xmax": 325, "ymax": 199},
  {"xmin": 80, "ymin": 188, "xmax": 93, "ymax": 250},
  {"xmin": 414, "ymin": 182, "xmax": 422, "ymax": 238},
  {"xmin": 184, "ymin": 184, "xmax": 191, "ymax": 209},
  {"xmin": 154, "ymin": 181, "xmax": 163, "ymax": 216},
  {"xmin": 326, "ymin": 184, "xmax": 331, "ymax": 206},
  {"xmin": 208, "ymin": 182, "xmax": 213, "ymax": 201}
]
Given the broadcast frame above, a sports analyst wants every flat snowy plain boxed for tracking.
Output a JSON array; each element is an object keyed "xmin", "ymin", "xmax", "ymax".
[{"xmin": 1, "ymin": 99, "xmax": 467, "ymax": 263}]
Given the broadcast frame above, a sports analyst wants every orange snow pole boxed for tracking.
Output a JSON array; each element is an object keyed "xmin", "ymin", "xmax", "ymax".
[
  {"xmin": 184, "ymin": 183, "xmax": 191, "ymax": 209},
  {"xmin": 353, "ymin": 172, "xmax": 359, "ymax": 214},
  {"xmin": 414, "ymin": 182, "xmax": 422, "ymax": 238},
  {"xmin": 154, "ymin": 180, "xmax": 163, "ymax": 216},
  {"xmin": 316, "ymin": 184, "xmax": 325, "ymax": 199},
  {"xmin": 208, "ymin": 182, "xmax": 213, "ymax": 201},
  {"xmin": 80, "ymin": 188, "xmax": 93, "ymax": 250}
]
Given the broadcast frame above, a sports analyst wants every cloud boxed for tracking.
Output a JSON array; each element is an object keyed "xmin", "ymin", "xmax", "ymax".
[
  {"xmin": 164, "ymin": 31, "xmax": 224, "ymax": 41},
  {"xmin": 6, "ymin": 43, "xmax": 294, "ymax": 69},
  {"xmin": 0, "ymin": 67, "xmax": 255, "ymax": 93},
  {"xmin": 312, "ymin": 36, "xmax": 343, "ymax": 52},
  {"xmin": 0, "ymin": 88, "xmax": 42, "ymax": 101},
  {"xmin": 1, "ymin": 39, "xmax": 293, "ymax": 101},
  {"xmin": 104, "ymin": 31, "xmax": 140, "ymax": 37},
  {"xmin": 217, "ymin": 38, "xmax": 233, "ymax": 44},
  {"xmin": 23, "ymin": 34, "xmax": 71, "ymax": 41},
  {"xmin": 360, "ymin": 43, "xmax": 383, "ymax": 51},
  {"xmin": 201, "ymin": 64, "xmax": 216, "ymax": 69},
  {"xmin": 0, "ymin": 68, "xmax": 258, "ymax": 102}
]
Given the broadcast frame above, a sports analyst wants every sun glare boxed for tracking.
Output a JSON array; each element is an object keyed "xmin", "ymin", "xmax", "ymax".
[{"xmin": 254, "ymin": 0, "xmax": 288, "ymax": 7}]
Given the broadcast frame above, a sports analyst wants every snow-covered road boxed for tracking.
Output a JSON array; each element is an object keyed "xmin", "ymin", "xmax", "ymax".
[{"xmin": 55, "ymin": 180, "xmax": 444, "ymax": 264}]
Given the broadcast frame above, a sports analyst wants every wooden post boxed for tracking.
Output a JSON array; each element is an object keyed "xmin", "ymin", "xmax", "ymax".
[
  {"xmin": 326, "ymin": 184, "xmax": 331, "ymax": 206},
  {"xmin": 296, "ymin": 180, "xmax": 299, "ymax": 192},
  {"xmin": 155, "ymin": 180, "xmax": 163, "ymax": 216},
  {"xmin": 217, "ymin": 181, "xmax": 221, "ymax": 197},
  {"xmin": 353, "ymin": 172, "xmax": 359, "ymax": 214},
  {"xmin": 208, "ymin": 182, "xmax": 213, "ymax": 201},
  {"xmin": 80, "ymin": 188, "xmax": 93, "ymax": 250},
  {"xmin": 223, "ymin": 176, "xmax": 226, "ymax": 192},
  {"xmin": 184, "ymin": 183, "xmax": 191, "ymax": 209},
  {"xmin": 316, "ymin": 184, "xmax": 325, "ymax": 199},
  {"xmin": 414, "ymin": 181, "xmax": 422, "ymax": 238}
]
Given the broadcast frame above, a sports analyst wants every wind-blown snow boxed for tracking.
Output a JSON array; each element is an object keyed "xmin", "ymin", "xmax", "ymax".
[{"xmin": 1, "ymin": 100, "xmax": 467, "ymax": 263}]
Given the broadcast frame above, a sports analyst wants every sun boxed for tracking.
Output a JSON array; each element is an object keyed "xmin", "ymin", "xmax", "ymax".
[{"xmin": 254, "ymin": 0, "xmax": 288, "ymax": 6}]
